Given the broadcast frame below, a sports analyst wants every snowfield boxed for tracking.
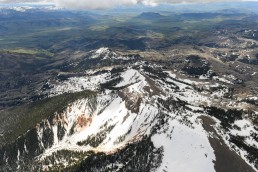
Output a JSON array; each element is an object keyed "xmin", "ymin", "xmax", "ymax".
[{"xmin": 152, "ymin": 119, "xmax": 216, "ymax": 172}]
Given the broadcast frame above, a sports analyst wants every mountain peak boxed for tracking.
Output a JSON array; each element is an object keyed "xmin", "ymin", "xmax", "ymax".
[{"xmin": 136, "ymin": 12, "xmax": 164, "ymax": 19}]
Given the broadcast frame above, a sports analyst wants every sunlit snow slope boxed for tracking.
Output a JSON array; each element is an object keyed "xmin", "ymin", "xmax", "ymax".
[{"xmin": 0, "ymin": 48, "xmax": 257, "ymax": 172}]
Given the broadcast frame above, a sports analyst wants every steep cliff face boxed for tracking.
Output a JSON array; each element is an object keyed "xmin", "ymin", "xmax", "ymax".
[{"xmin": 1, "ymin": 48, "xmax": 258, "ymax": 172}]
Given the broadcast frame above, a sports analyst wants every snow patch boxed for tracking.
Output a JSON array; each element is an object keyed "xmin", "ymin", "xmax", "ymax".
[{"xmin": 152, "ymin": 120, "xmax": 216, "ymax": 172}]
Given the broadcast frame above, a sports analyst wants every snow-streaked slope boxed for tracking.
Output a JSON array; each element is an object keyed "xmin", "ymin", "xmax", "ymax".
[
  {"xmin": 38, "ymin": 48, "xmax": 257, "ymax": 171},
  {"xmin": 38, "ymin": 61, "xmax": 220, "ymax": 171},
  {"xmin": 1, "ymin": 48, "xmax": 257, "ymax": 172},
  {"xmin": 48, "ymin": 71, "xmax": 111, "ymax": 95}
]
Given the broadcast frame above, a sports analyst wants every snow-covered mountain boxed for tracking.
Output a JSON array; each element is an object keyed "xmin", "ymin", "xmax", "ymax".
[{"xmin": 0, "ymin": 48, "xmax": 257, "ymax": 172}]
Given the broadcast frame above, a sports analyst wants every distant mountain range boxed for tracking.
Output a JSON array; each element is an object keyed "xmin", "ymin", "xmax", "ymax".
[{"xmin": 1, "ymin": 1, "xmax": 258, "ymax": 13}]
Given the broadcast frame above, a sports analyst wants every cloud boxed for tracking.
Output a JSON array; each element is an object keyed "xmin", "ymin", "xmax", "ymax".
[
  {"xmin": 54, "ymin": 0, "xmax": 253, "ymax": 9},
  {"xmin": 0, "ymin": 0, "xmax": 256, "ymax": 9},
  {"xmin": 0, "ymin": 0, "xmax": 52, "ymax": 3},
  {"xmin": 54, "ymin": 0, "xmax": 139, "ymax": 9}
]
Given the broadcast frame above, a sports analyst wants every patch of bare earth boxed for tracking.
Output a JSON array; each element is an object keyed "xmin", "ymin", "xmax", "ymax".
[
  {"xmin": 75, "ymin": 114, "xmax": 92, "ymax": 132},
  {"xmin": 143, "ymin": 74, "xmax": 164, "ymax": 96},
  {"xmin": 118, "ymin": 89, "xmax": 142, "ymax": 113}
]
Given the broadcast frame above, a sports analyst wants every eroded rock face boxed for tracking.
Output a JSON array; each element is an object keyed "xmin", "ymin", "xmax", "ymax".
[
  {"xmin": 118, "ymin": 88, "xmax": 142, "ymax": 114},
  {"xmin": 75, "ymin": 115, "xmax": 92, "ymax": 131},
  {"xmin": 0, "ymin": 48, "xmax": 258, "ymax": 172}
]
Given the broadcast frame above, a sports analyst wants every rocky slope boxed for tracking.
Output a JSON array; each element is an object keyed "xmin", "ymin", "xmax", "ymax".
[{"xmin": 0, "ymin": 48, "xmax": 258, "ymax": 172}]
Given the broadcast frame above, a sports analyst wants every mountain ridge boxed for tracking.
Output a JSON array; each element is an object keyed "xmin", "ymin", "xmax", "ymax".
[{"xmin": 0, "ymin": 48, "xmax": 257, "ymax": 171}]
